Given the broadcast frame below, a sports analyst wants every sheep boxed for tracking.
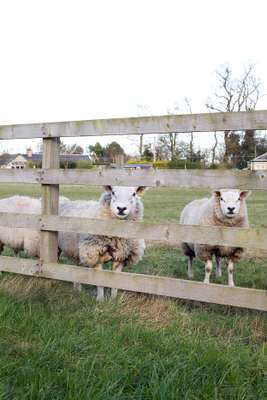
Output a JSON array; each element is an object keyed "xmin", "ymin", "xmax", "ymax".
[
  {"xmin": 0, "ymin": 195, "xmax": 41, "ymax": 257},
  {"xmin": 58, "ymin": 186, "xmax": 146, "ymax": 299},
  {"xmin": 180, "ymin": 189, "xmax": 251, "ymax": 286},
  {"xmin": 0, "ymin": 189, "xmax": 146, "ymax": 299}
]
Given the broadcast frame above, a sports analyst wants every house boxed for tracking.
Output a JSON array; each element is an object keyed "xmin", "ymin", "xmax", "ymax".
[
  {"xmin": 0, "ymin": 148, "xmax": 89, "ymax": 169},
  {"xmin": 250, "ymin": 153, "xmax": 267, "ymax": 171}
]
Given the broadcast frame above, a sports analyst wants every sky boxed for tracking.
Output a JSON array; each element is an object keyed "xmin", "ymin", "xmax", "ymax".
[{"xmin": 1, "ymin": 0, "xmax": 267, "ymax": 155}]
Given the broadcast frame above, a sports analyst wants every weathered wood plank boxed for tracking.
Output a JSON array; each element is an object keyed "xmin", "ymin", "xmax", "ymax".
[
  {"xmin": 40, "ymin": 169, "xmax": 267, "ymax": 190},
  {"xmin": 1, "ymin": 110, "xmax": 267, "ymax": 139},
  {"xmin": 40, "ymin": 138, "xmax": 59, "ymax": 263},
  {"xmin": 0, "ymin": 169, "xmax": 40, "ymax": 183},
  {"xmin": 0, "ymin": 212, "xmax": 266, "ymax": 250},
  {"xmin": 0, "ymin": 213, "xmax": 40, "ymax": 229},
  {"xmin": 0, "ymin": 168, "xmax": 266, "ymax": 190},
  {"xmin": 0, "ymin": 256, "xmax": 266, "ymax": 311},
  {"xmin": 40, "ymin": 216, "xmax": 267, "ymax": 250}
]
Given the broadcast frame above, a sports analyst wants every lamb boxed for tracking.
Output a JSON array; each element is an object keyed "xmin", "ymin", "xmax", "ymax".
[
  {"xmin": 180, "ymin": 189, "xmax": 251, "ymax": 286},
  {"xmin": 59, "ymin": 186, "xmax": 146, "ymax": 299}
]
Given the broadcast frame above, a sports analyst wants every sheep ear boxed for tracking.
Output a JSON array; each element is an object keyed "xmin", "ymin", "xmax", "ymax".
[
  {"xmin": 136, "ymin": 186, "xmax": 147, "ymax": 196},
  {"xmin": 103, "ymin": 185, "xmax": 113, "ymax": 192},
  {"xmin": 239, "ymin": 190, "xmax": 251, "ymax": 199},
  {"xmin": 99, "ymin": 192, "xmax": 111, "ymax": 206},
  {"xmin": 213, "ymin": 190, "xmax": 221, "ymax": 198}
]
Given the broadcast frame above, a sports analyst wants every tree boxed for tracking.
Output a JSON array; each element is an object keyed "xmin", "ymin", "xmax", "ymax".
[
  {"xmin": 255, "ymin": 133, "xmax": 267, "ymax": 156},
  {"xmin": 136, "ymin": 105, "xmax": 151, "ymax": 157},
  {"xmin": 239, "ymin": 130, "xmax": 257, "ymax": 168},
  {"xmin": 88, "ymin": 142, "xmax": 106, "ymax": 162},
  {"xmin": 36, "ymin": 140, "xmax": 83, "ymax": 155},
  {"xmin": 65, "ymin": 144, "xmax": 84, "ymax": 154},
  {"xmin": 211, "ymin": 132, "xmax": 219, "ymax": 166},
  {"xmin": 105, "ymin": 141, "xmax": 125, "ymax": 163},
  {"xmin": 142, "ymin": 144, "xmax": 154, "ymax": 161},
  {"xmin": 184, "ymin": 97, "xmax": 195, "ymax": 162},
  {"xmin": 206, "ymin": 64, "xmax": 261, "ymax": 163}
]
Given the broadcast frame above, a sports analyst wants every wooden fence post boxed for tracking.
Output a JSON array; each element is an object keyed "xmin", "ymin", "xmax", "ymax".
[{"xmin": 40, "ymin": 137, "xmax": 60, "ymax": 263}]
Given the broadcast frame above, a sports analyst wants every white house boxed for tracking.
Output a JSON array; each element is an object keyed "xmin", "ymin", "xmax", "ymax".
[{"xmin": 250, "ymin": 153, "xmax": 267, "ymax": 171}]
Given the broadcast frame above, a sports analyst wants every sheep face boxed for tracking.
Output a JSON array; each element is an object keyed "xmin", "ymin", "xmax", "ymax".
[
  {"xmin": 213, "ymin": 189, "xmax": 250, "ymax": 219},
  {"xmin": 103, "ymin": 186, "xmax": 146, "ymax": 220}
]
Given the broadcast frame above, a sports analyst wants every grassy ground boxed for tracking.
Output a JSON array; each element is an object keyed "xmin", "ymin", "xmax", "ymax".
[{"xmin": 0, "ymin": 184, "xmax": 266, "ymax": 399}]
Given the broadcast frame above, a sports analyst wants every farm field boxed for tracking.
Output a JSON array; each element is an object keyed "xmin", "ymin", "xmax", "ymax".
[{"xmin": 0, "ymin": 183, "xmax": 266, "ymax": 399}]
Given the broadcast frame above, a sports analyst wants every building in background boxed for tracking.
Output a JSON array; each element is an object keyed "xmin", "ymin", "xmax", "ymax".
[
  {"xmin": 250, "ymin": 153, "xmax": 267, "ymax": 171},
  {"xmin": 0, "ymin": 148, "xmax": 89, "ymax": 169}
]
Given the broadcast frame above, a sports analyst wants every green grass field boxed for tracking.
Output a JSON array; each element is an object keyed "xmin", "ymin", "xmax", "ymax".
[{"xmin": 0, "ymin": 184, "xmax": 266, "ymax": 399}]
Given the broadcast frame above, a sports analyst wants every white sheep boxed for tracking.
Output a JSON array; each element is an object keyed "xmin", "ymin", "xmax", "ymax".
[
  {"xmin": 0, "ymin": 196, "xmax": 41, "ymax": 257},
  {"xmin": 0, "ymin": 189, "xmax": 146, "ymax": 299},
  {"xmin": 59, "ymin": 186, "xmax": 146, "ymax": 299},
  {"xmin": 180, "ymin": 189, "xmax": 250, "ymax": 286}
]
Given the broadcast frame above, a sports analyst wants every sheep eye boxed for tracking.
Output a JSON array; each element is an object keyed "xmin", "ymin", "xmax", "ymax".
[
  {"xmin": 111, "ymin": 191, "xmax": 115, "ymax": 196},
  {"xmin": 220, "ymin": 197, "xmax": 224, "ymax": 201},
  {"xmin": 132, "ymin": 192, "xmax": 136, "ymax": 197}
]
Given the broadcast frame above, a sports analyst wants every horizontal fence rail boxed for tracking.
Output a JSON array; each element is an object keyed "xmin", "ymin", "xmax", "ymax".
[
  {"xmin": 1, "ymin": 110, "xmax": 267, "ymax": 139},
  {"xmin": 0, "ymin": 212, "xmax": 266, "ymax": 250},
  {"xmin": 0, "ymin": 256, "xmax": 266, "ymax": 311},
  {"xmin": 0, "ymin": 110, "xmax": 267, "ymax": 311},
  {"xmin": 0, "ymin": 169, "xmax": 267, "ymax": 190}
]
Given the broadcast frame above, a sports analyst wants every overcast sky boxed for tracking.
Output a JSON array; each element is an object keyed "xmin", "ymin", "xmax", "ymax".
[{"xmin": 1, "ymin": 0, "xmax": 267, "ymax": 155}]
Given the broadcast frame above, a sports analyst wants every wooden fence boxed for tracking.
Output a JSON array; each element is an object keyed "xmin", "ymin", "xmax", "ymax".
[{"xmin": 0, "ymin": 110, "xmax": 266, "ymax": 311}]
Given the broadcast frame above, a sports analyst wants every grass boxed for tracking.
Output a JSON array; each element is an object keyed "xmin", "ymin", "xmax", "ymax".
[{"xmin": 0, "ymin": 183, "xmax": 266, "ymax": 399}]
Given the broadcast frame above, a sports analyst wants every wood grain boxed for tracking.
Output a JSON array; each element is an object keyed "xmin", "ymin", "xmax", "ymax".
[
  {"xmin": 0, "ymin": 256, "xmax": 265, "ymax": 311},
  {"xmin": 0, "ymin": 110, "xmax": 267, "ymax": 139}
]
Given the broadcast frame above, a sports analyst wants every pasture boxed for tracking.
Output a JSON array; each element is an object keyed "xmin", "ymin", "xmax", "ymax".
[{"xmin": 0, "ymin": 184, "xmax": 266, "ymax": 399}]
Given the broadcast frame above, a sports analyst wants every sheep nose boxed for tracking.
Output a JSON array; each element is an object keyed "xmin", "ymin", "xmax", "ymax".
[
  {"xmin": 227, "ymin": 207, "xmax": 235, "ymax": 213},
  {"xmin": 117, "ymin": 206, "xmax": 127, "ymax": 214}
]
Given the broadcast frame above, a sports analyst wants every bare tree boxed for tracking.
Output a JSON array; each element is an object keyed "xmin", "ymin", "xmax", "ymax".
[
  {"xmin": 206, "ymin": 64, "xmax": 261, "ymax": 162},
  {"xmin": 211, "ymin": 132, "xmax": 218, "ymax": 165},
  {"xmin": 184, "ymin": 97, "xmax": 194, "ymax": 161},
  {"xmin": 127, "ymin": 105, "xmax": 151, "ymax": 158}
]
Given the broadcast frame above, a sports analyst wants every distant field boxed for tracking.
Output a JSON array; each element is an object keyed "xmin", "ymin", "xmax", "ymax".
[{"xmin": 0, "ymin": 183, "xmax": 266, "ymax": 399}]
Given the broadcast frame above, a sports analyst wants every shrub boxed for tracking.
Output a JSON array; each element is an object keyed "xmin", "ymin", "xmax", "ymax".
[
  {"xmin": 153, "ymin": 160, "xmax": 203, "ymax": 169},
  {"xmin": 60, "ymin": 161, "xmax": 77, "ymax": 169},
  {"xmin": 27, "ymin": 160, "xmax": 34, "ymax": 168},
  {"xmin": 127, "ymin": 159, "xmax": 152, "ymax": 165},
  {"xmin": 77, "ymin": 160, "xmax": 94, "ymax": 169},
  {"xmin": 152, "ymin": 161, "xmax": 169, "ymax": 169}
]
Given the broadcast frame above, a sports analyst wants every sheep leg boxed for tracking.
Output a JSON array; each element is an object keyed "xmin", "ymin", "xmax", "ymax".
[
  {"xmin": 73, "ymin": 282, "xmax": 82, "ymax": 292},
  {"xmin": 111, "ymin": 261, "xmax": 123, "ymax": 298},
  {"xmin": 215, "ymin": 255, "xmax": 222, "ymax": 277},
  {"xmin": 204, "ymin": 259, "xmax": 213, "ymax": 284},
  {"xmin": 187, "ymin": 256, "xmax": 194, "ymax": 278},
  {"xmin": 95, "ymin": 264, "xmax": 104, "ymax": 301},
  {"xmin": 227, "ymin": 259, "xmax": 235, "ymax": 287}
]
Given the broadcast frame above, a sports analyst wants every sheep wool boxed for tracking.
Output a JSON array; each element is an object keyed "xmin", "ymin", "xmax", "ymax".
[{"xmin": 180, "ymin": 189, "xmax": 250, "ymax": 286}]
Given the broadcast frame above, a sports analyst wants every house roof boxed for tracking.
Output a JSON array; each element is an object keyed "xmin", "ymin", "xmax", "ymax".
[
  {"xmin": 252, "ymin": 152, "xmax": 267, "ymax": 162},
  {"xmin": 0, "ymin": 153, "xmax": 88, "ymax": 166}
]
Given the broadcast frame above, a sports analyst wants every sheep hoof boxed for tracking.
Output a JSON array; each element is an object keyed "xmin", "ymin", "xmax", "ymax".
[
  {"xmin": 216, "ymin": 270, "xmax": 222, "ymax": 278},
  {"xmin": 111, "ymin": 288, "xmax": 118, "ymax": 298},
  {"xmin": 96, "ymin": 286, "xmax": 104, "ymax": 301}
]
